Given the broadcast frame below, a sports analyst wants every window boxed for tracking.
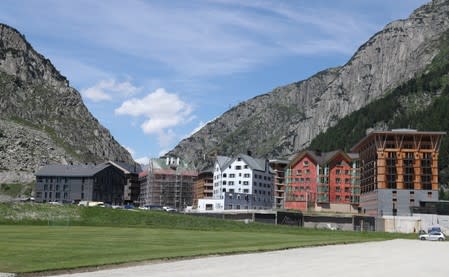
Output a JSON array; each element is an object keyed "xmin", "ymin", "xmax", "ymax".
[
  {"xmin": 336, "ymin": 169, "xmax": 341, "ymax": 175},
  {"xmin": 55, "ymin": 192, "xmax": 61, "ymax": 199},
  {"xmin": 229, "ymin": 189, "xmax": 235, "ymax": 193},
  {"xmin": 63, "ymin": 185, "xmax": 68, "ymax": 191},
  {"xmin": 303, "ymin": 161, "xmax": 309, "ymax": 166},
  {"xmin": 36, "ymin": 192, "xmax": 42, "ymax": 198},
  {"xmin": 63, "ymin": 192, "xmax": 68, "ymax": 199},
  {"xmin": 235, "ymin": 165, "xmax": 242, "ymax": 170},
  {"xmin": 223, "ymin": 181, "xmax": 227, "ymax": 185},
  {"xmin": 296, "ymin": 170, "xmax": 302, "ymax": 176},
  {"xmin": 244, "ymin": 173, "xmax": 250, "ymax": 178},
  {"xmin": 243, "ymin": 181, "xmax": 249, "ymax": 185},
  {"xmin": 223, "ymin": 173, "xmax": 227, "ymax": 177},
  {"xmin": 44, "ymin": 184, "xmax": 48, "ymax": 191},
  {"xmin": 229, "ymin": 174, "xmax": 235, "ymax": 178},
  {"xmin": 55, "ymin": 185, "xmax": 60, "ymax": 191},
  {"xmin": 80, "ymin": 193, "xmax": 84, "ymax": 199},
  {"xmin": 50, "ymin": 184, "xmax": 53, "ymax": 190},
  {"xmin": 243, "ymin": 189, "xmax": 249, "ymax": 193},
  {"xmin": 229, "ymin": 181, "xmax": 234, "ymax": 185},
  {"xmin": 244, "ymin": 165, "xmax": 249, "ymax": 169}
]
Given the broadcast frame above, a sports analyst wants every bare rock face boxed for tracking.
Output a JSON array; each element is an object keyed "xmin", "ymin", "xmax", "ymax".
[
  {"xmin": 168, "ymin": 0, "xmax": 449, "ymax": 169},
  {"xmin": 0, "ymin": 24, "xmax": 134, "ymax": 184}
]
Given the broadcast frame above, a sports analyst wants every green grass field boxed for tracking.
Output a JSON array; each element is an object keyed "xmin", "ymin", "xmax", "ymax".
[{"xmin": 0, "ymin": 203, "xmax": 414, "ymax": 273}]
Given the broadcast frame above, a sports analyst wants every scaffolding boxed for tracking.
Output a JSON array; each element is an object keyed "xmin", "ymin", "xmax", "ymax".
[{"xmin": 140, "ymin": 157, "xmax": 197, "ymax": 210}]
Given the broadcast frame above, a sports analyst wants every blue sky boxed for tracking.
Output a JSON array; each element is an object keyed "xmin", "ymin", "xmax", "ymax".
[{"xmin": 0, "ymin": 0, "xmax": 428, "ymax": 164}]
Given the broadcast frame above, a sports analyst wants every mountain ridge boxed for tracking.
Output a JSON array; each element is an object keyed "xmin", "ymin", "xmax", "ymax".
[
  {"xmin": 168, "ymin": 0, "xmax": 449, "ymax": 169},
  {"xmin": 0, "ymin": 23, "xmax": 134, "ymax": 185}
]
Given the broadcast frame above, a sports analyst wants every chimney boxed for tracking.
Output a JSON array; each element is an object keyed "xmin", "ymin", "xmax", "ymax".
[
  {"xmin": 166, "ymin": 157, "xmax": 169, "ymax": 165},
  {"xmin": 247, "ymin": 150, "xmax": 252, "ymax": 157}
]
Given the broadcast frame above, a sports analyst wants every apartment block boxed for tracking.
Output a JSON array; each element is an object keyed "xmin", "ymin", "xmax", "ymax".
[{"xmin": 351, "ymin": 129, "xmax": 445, "ymax": 216}]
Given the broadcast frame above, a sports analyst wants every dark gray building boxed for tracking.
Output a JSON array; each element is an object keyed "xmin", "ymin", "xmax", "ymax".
[{"xmin": 35, "ymin": 161, "xmax": 141, "ymax": 204}]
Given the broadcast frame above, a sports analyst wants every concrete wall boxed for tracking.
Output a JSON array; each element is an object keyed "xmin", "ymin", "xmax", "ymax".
[
  {"xmin": 197, "ymin": 199, "xmax": 224, "ymax": 211},
  {"xmin": 361, "ymin": 189, "xmax": 438, "ymax": 216},
  {"xmin": 379, "ymin": 214, "xmax": 449, "ymax": 233},
  {"xmin": 412, "ymin": 214, "xmax": 449, "ymax": 234},
  {"xmin": 314, "ymin": 203, "xmax": 359, "ymax": 214}
]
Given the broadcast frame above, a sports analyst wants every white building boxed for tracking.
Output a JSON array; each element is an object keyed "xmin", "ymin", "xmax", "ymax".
[{"xmin": 197, "ymin": 153, "xmax": 274, "ymax": 211}]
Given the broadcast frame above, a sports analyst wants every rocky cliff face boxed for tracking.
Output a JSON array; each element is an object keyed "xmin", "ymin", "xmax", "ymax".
[
  {"xmin": 0, "ymin": 24, "xmax": 134, "ymax": 183},
  {"xmin": 168, "ymin": 0, "xmax": 449, "ymax": 169}
]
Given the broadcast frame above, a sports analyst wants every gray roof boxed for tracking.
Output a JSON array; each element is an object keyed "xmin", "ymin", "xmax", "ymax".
[
  {"xmin": 216, "ymin": 154, "xmax": 268, "ymax": 172},
  {"xmin": 108, "ymin": 161, "xmax": 142, "ymax": 174},
  {"xmin": 35, "ymin": 163, "xmax": 110, "ymax": 177}
]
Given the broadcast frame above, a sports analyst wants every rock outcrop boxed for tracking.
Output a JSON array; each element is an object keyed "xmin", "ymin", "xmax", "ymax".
[
  {"xmin": 168, "ymin": 0, "xmax": 449, "ymax": 169},
  {"xmin": 0, "ymin": 24, "xmax": 134, "ymax": 183}
]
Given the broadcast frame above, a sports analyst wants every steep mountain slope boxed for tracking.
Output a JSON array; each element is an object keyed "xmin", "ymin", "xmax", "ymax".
[
  {"xmin": 168, "ymin": 0, "xmax": 449, "ymax": 169},
  {"xmin": 309, "ymin": 34, "xmax": 449, "ymax": 183},
  {"xmin": 0, "ymin": 24, "xmax": 134, "ymax": 184}
]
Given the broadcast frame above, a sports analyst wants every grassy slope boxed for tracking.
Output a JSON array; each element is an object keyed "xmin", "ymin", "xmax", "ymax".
[{"xmin": 0, "ymin": 203, "xmax": 413, "ymax": 273}]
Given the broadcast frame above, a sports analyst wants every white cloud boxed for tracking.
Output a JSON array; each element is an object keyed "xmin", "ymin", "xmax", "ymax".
[
  {"xmin": 12, "ymin": 0, "xmax": 419, "ymax": 77},
  {"xmin": 82, "ymin": 86, "xmax": 112, "ymax": 102},
  {"xmin": 81, "ymin": 79, "xmax": 140, "ymax": 102},
  {"xmin": 115, "ymin": 88, "xmax": 193, "ymax": 146},
  {"xmin": 135, "ymin": 156, "xmax": 150, "ymax": 165}
]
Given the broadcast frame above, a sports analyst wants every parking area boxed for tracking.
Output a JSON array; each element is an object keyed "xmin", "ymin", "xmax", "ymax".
[{"xmin": 53, "ymin": 239, "xmax": 449, "ymax": 277}]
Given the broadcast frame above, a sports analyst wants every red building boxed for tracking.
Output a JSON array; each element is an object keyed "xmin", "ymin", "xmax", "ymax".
[{"xmin": 285, "ymin": 150, "xmax": 360, "ymax": 212}]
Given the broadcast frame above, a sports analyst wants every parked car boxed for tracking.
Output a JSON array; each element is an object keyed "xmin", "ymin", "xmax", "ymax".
[
  {"xmin": 124, "ymin": 204, "xmax": 135, "ymax": 209},
  {"xmin": 419, "ymin": 231, "xmax": 446, "ymax": 241},
  {"xmin": 163, "ymin": 206, "xmax": 177, "ymax": 212},
  {"xmin": 428, "ymin": 226, "xmax": 442, "ymax": 233}
]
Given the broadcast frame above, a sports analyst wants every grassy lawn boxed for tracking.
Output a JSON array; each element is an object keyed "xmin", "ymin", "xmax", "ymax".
[{"xmin": 0, "ymin": 203, "xmax": 414, "ymax": 273}]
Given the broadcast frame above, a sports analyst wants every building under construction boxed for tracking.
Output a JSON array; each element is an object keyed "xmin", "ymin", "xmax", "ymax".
[
  {"xmin": 351, "ymin": 129, "xmax": 446, "ymax": 216},
  {"xmin": 139, "ymin": 157, "xmax": 197, "ymax": 210}
]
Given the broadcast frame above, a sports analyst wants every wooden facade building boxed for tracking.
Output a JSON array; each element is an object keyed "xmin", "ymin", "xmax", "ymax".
[{"xmin": 351, "ymin": 129, "xmax": 446, "ymax": 216}]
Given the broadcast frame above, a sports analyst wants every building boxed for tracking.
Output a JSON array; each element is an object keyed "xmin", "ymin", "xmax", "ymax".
[
  {"xmin": 269, "ymin": 159, "xmax": 288, "ymax": 209},
  {"xmin": 107, "ymin": 161, "xmax": 141, "ymax": 204},
  {"xmin": 197, "ymin": 153, "xmax": 274, "ymax": 211},
  {"xmin": 193, "ymin": 169, "xmax": 213, "ymax": 208},
  {"xmin": 285, "ymin": 150, "xmax": 360, "ymax": 212},
  {"xmin": 140, "ymin": 157, "xmax": 197, "ymax": 210},
  {"xmin": 351, "ymin": 129, "xmax": 446, "ymax": 216},
  {"xmin": 34, "ymin": 161, "xmax": 141, "ymax": 204}
]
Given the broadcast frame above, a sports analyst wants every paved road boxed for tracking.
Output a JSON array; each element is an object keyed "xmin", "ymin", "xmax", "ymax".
[{"xmin": 54, "ymin": 239, "xmax": 449, "ymax": 277}]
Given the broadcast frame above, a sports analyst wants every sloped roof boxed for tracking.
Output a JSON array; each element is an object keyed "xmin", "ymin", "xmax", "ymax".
[
  {"xmin": 108, "ymin": 161, "xmax": 142, "ymax": 174},
  {"xmin": 35, "ymin": 163, "xmax": 110, "ymax": 177},
  {"xmin": 216, "ymin": 154, "xmax": 268, "ymax": 172},
  {"xmin": 289, "ymin": 149, "xmax": 356, "ymax": 167}
]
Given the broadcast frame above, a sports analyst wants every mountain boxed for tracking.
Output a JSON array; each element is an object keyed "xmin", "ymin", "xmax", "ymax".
[
  {"xmin": 309, "ymin": 33, "xmax": 449, "ymax": 183},
  {"xmin": 167, "ymin": 0, "xmax": 449, "ymax": 169},
  {"xmin": 0, "ymin": 24, "xmax": 134, "ymax": 185}
]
